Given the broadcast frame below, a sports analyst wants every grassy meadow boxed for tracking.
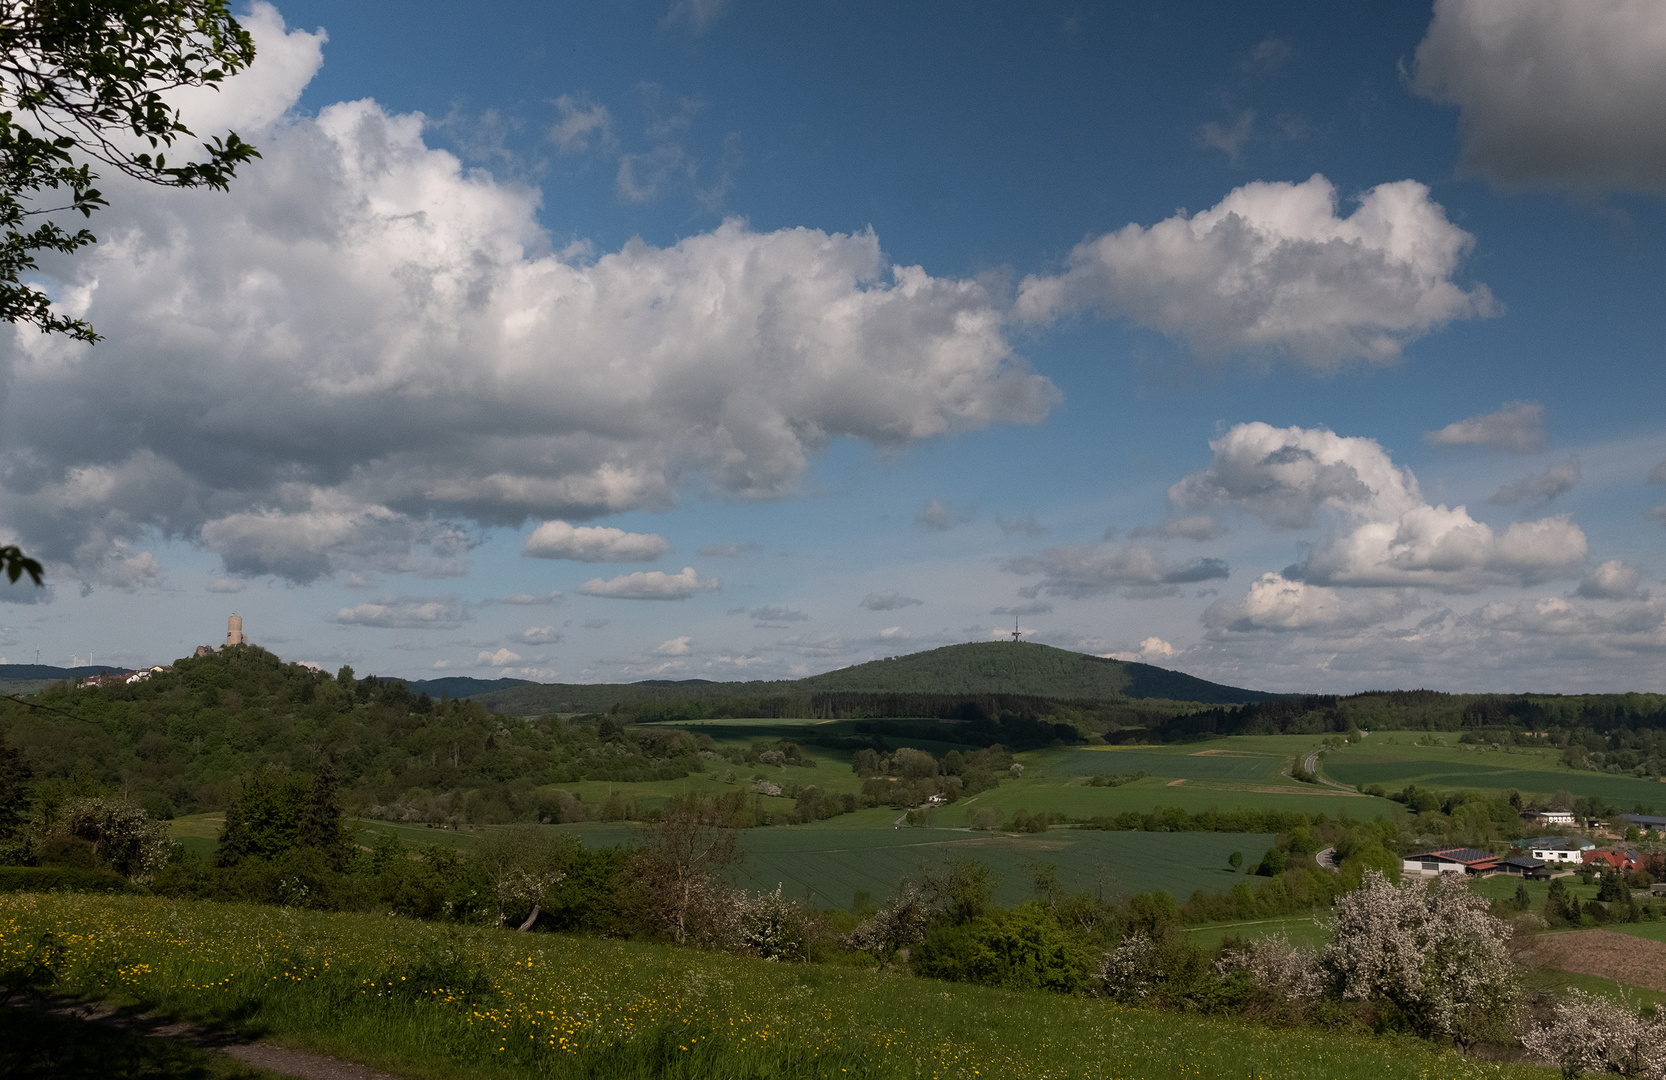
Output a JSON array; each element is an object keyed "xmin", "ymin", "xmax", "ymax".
[
  {"xmin": 1319, "ymin": 735, "xmax": 1666, "ymax": 809},
  {"xmin": 0, "ymin": 892, "xmax": 1554, "ymax": 1080}
]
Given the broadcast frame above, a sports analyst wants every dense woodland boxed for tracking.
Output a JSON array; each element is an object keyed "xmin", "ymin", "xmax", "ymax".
[{"xmin": 0, "ymin": 647, "xmax": 713, "ymax": 824}]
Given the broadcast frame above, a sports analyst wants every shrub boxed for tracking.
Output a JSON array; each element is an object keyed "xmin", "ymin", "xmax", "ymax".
[
  {"xmin": 1324, "ymin": 871, "xmax": 1517, "ymax": 1045},
  {"xmin": 910, "ymin": 905, "xmax": 1093, "ymax": 993},
  {"xmin": 1215, "ymin": 934, "xmax": 1324, "ymax": 999},
  {"xmin": 0, "ymin": 866, "xmax": 138, "ymax": 894}
]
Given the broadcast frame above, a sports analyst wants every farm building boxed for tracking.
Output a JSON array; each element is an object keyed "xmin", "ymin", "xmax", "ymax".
[
  {"xmin": 1497, "ymin": 855, "xmax": 1550, "ymax": 879},
  {"xmin": 1622, "ymin": 814, "xmax": 1666, "ymax": 832},
  {"xmin": 1582, "ymin": 849, "xmax": 1639, "ymax": 872},
  {"xmin": 1401, "ymin": 848, "xmax": 1499, "ymax": 876},
  {"xmin": 1519, "ymin": 836, "xmax": 1595, "ymax": 863},
  {"xmin": 1652, "ymin": 883, "xmax": 1666, "ymax": 897},
  {"xmin": 1521, "ymin": 809, "xmax": 1576, "ymax": 826}
]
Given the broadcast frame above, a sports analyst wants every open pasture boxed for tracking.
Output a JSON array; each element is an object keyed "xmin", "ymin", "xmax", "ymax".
[
  {"xmin": 552, "ymin": 819, "xmax": 1275, "ymax": 908},
  {"xmin": 0, "ymin": 893, "xmax": 1550, "ymax": 1080},
  {"xmin": 1320, "ymin": 737, "xmax": 1666, "ymax": 809},
  {"xmin": 728, "ymin": 825, "xmax": 1270, "ymax": 908},
  {"xmin": 942, "ymin": 776, "xmax": 1384, "ymax": 822}
]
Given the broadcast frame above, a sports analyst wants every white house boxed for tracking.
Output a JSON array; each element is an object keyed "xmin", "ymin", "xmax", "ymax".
[
  {"xmin": 1400, "ymin": 848, "xmax": 1499, "ymax": 877},
  {"xmin": 1521, "ymin": 836, "xmax": 1594, "ymax": 863},
  {"xmin": 1521, "ymin": 809, "xmax": 1576, "ymax": 826}
]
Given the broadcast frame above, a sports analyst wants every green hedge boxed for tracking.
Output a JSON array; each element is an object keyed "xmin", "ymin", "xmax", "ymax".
[{"xmin": 0, "ymin": 866, "xmax": 138, "ymax": 894}]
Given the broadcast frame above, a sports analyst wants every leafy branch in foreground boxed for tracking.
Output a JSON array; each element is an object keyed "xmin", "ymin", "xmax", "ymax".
[
  {"xmin": 0, "ymin": 544, "xmax": 40, "ymax": 584},
  {"xmin": 0, "ymin": 1, "xmax": 261, "ymax": 585},
  {"xmin": 0, "ymin": 0, "xmax": 259, "ymax": 339}
]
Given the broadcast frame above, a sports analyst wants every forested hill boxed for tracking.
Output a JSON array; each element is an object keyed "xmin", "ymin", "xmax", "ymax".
[{"xmin": 450, "ymin": 642, "xmax": 1279, "ymax": 715}]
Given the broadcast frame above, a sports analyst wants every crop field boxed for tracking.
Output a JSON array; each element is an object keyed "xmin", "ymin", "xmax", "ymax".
[
  {"xmin": 0, "ymin": 893, "xmax": 1552, "ymax": 1080},
  {"xmin": 1319, "ymin": 736, "xmax": 1666, "ymax": 810},
  {"xmin": 544, "ymin": 820, "xmax": 1275, "ymax": 908}
]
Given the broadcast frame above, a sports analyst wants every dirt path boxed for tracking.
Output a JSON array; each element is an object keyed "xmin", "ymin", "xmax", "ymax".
[
  {"xmin": 1514, "ymin": 928, "xmax": 1666, "ymax": 993},
  {"xmin": 4, "ymin": 995, "xmax": 411, "ymax": 1080}
]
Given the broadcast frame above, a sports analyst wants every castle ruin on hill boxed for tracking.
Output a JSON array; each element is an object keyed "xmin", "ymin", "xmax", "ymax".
[{"xmin": 195, "ymin": 613, "xmax": 248, "ymax": 657}]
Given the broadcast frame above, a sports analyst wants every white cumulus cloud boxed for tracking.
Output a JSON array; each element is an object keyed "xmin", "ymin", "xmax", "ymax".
[
  {"xmin": 1204, "ymin": 572, "xmax": 1421, "ymax": 634},
  {"xmin": 1138, "ymin": 636, "xmax": 1176, "ymax": 658},
  {"xmin": 578, "ymin": 567, "xmax": 718, "ymax": 600},
  {"xmin": 1015, "ymin": 174, "xmax": 1495, "ymax": 367},
  {"xmin": 655, "ymin": 636, "xmax": 693, "ymax": 655},
  {"xmin": 1426, "ymin": 402, "xmax": 1546, "ymax": 454},
  {"xmin": 0, "ymin": 6, "xmax": 1055, "ymax": 587},
  {"xmin": 523, "ymin": 521, "xmax": 671, "ymax": 562},
  {"xmin": 1173, "ymin": 422, "xmax": 1587, "ymax": 590},
  {"xmin": 1411, "ymin": 0, "xmax": 1666, "ymax": 194},
  {"xmin": 477, "ymin": 647, "xmax": 523, "ymax": 666},
  {"xmin": 1575, "ymin": 560, "xmax": 1647, "ymax": 601},
  {"xmin": 519, "ymin": 626, "xmax": 561, "ymax": 644},
  {"xmin": 330, "ymin": 596, "xmax": 468, "ymax": 629}
]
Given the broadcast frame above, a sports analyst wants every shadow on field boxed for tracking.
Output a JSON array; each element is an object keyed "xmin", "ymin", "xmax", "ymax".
[{"xmin": 0, "ymin": 1004, "xmax": 272, "ymax": 1079}]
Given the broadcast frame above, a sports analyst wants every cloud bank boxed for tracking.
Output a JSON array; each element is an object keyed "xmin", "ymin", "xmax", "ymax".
[
  {"xmin": 1003, "ymin": 544, "xmax": 1229, "ymax": 599},
  {"xmin": 0, "ymin": 6, "xmax": 1056, "ymax": 589}
]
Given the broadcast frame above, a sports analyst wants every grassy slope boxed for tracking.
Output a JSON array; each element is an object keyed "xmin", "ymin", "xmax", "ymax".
[
  {"xmin": 467, "ymin": 641, "xmax": 1276, "ymax": 714},
  {"xmin": 0, "ymin": 893, "xmax": 1551, "ymax": 1080}
]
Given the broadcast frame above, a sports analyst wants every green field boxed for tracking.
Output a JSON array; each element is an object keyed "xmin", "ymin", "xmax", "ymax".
[
  {"xmin": 0, "ymin": 892, "xmax": 1552, "ymax": 1080},
  {"xmin": 544, "ymin": 819, "xmax": 1278, "ymax": 908},
  {"xmin": 1321, "ymin": 737, "xmax": 1666, "ymax": 809}
]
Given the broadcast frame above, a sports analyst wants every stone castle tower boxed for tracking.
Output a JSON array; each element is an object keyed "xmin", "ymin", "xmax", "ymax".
[{"xmin": 226, "ymin": 613, "xmax": 247, "ymax": 647}]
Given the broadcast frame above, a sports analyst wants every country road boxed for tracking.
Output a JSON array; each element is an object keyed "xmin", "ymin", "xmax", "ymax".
[{"xmin": 1302, "ymin": 749, "xmax": 1360, "ymax": 793}]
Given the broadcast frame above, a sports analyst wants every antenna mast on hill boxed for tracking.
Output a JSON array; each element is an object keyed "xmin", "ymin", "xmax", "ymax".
[{"xmin": 1010, "ymin": 616, "xmax": 1022, "ymax": 643}]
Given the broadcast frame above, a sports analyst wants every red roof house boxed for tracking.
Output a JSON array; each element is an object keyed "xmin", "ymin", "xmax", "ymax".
[{"xmin": 1582, "ymin": 849, "xmax": 1639, "ymax": 872}]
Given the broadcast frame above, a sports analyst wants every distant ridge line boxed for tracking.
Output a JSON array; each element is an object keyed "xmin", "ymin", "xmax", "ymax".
[{"xmin": 401, "ymin": 641, "xmax": 1280, "ymax": 713}]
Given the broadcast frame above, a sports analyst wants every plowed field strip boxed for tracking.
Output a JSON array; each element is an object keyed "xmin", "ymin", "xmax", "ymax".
[{"xmin": 1515, "ymin": 928, "xmax": 1666, "ymax": 993}]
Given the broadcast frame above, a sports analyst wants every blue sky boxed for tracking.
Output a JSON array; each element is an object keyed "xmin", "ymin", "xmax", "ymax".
[{"xmin": 2, "ymin": 0, "xmax": 1664, "ymax": 693}]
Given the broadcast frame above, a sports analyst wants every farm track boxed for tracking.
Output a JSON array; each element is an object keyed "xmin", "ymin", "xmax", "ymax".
[{"xmin": 3, "ymin": 994, "xmax": 410, "ymax": 1080}]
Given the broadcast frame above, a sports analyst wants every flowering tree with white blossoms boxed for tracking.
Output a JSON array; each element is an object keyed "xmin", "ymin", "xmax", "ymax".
[
  {"xmin": 1215, "ymin": 933, "xmax": 1326, "ymax": 999},
  {"xmin": 1520, "ymin": 989, "xmax": 1666, "ymax": 1080},
  {"xmin": 1324, "ymin": 870, "xmax": 1517, "ymax": 1043},
  {"xmin": 55, "ymin": 797, "xmax": 173, "ymax": 882},
  {"xmin": 846, "ymin": 883, "xmax": 932, "ymax": 963}
]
